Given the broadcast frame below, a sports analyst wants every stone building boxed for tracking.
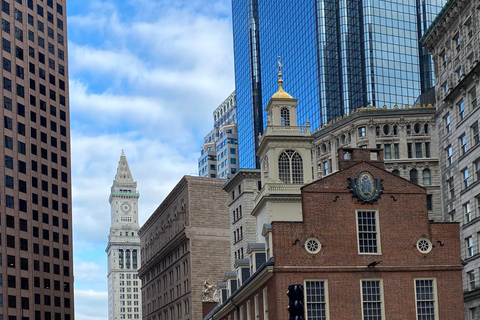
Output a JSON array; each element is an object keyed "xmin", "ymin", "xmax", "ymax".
[
  {"xmin": 311, "ymin": 105, "xmax": 441, "ymax": 221},
  {"xmin": 106, "ymin": 152, "xmax": 142, "ymax": 320},
  {"xmin": 138, "ymin": 176, "xmax": 231, "ymax": 320},
  {"xmin": 423, "ymin": 0, "xmax": 480, "ymax": 316},
  {"xmin": 222, "ymin": 170, "xmax": 261, "ymax": 268},
  {"xmin": 423, "ymin": 0, "xmax": 480, "ymax": 319}
]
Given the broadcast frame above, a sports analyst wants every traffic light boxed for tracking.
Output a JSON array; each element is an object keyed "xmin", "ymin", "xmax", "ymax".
[{"xmin": 287, "ymin": 284, "xmax": 304, "ymax": 320}]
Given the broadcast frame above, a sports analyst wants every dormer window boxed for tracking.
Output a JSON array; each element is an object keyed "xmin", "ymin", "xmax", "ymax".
[
  {"xmin": 278, "ymin": 150, "xmax": 303, "ymax": 184},
  {"xmin": 281, "ymin": 107, "xmax": 290, "ymax": 126}
]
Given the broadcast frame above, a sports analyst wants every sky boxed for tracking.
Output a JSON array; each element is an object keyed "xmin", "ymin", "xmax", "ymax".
[{"xmin": 66, "ymin": 1, "xmax": 235, "ymax": 319}]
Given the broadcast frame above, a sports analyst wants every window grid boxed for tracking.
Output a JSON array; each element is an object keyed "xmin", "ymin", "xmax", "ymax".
[
  {"xmin": 361, "ymin": 280, "xmax": 382, "ymax": 320},
  {"xmin": 357, "ymin": 210, "xmax": 379, "ymax": 254},
  {"xmin": 281, "ymin": 107, "xmax": 290, "ymax": 126},
  {"xmin": 305, "ymin": 280, "xmax": 327, "ymax": 320},
  {"xmin": 415, "ymin": 279, "xmax": 436, "ymax": 320},
  {"xmin": 278, "ymin": 150, "xmax": 303, "ymax": 184}
]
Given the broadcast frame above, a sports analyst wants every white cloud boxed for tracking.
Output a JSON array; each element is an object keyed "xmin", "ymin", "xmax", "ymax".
[
  {"xmin": 74, "ymin": 289, "xmax": 109, "ymax": 320},
  {"xmin": 69, "ymin": 1, "xmax": 234, "ymax": 320}
]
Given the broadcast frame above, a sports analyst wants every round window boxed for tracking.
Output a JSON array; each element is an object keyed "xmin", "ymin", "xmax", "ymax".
[
  {"xmin": 417, "ymin": 238, "xmax": 432, "ymax": 253},
  {"xmin": 414, "ymin": 123, "xmax": 421, "ymax": 134},
  {"xmin": 305, "ymin": 238, "xmax": 321, "ymax": 254},
  {"xmin": 383, "ymin": 124, "xmax": 390, "ymax": 135}
]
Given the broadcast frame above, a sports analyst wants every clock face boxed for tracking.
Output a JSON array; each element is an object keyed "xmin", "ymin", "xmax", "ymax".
[{"xmin": 121, "ymin": 203, "xmax": 131, "ymax": 213}]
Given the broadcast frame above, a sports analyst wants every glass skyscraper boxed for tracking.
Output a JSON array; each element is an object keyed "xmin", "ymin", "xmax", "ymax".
[{"xmin": 233, "ymin": 0, "xmax": 445, "ymax": 168}]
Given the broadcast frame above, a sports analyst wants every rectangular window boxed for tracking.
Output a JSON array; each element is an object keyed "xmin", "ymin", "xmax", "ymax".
[
  {"xmin": 415, "ymin": 142, "xmax": 422, "ymax": 158},
  {"xmin": 448, "ymin": 178, "xmax": 455, "ymax": 200},
  {"xmin": 444, "ymin": 114, "xmax": 451, "ymax": 133},
  {"xmin": 465, "ymin": 203, "xmax": 472, "ymax": 223},
  {"xmin": 472, "ymin": 122, "xmax": 479, "ymax": 146},
  {"xmin": 466, "ymin": 236, "xmax": 474, "ymax": 257},
  {"xmin": 384, "ymin": 144, "xmax": 391, "ymax": 159},
  {"xmin": 446, "ymin": 146, "xmax": 453, "ymax": 165},
  {"xmin": 358, "ymin": 126, "xmax": 366, "ymax": 137},
  {"xmin": 460, "ymin": 134, "xmax": 467, "ymax": 155},
  {"xmin": 305, "ymin": 280, "xmax": 328, "ymax": 320},
  {"xmin": 427, "ymin": 195, "xmax": 433, "ymax": 211},
  {"xmin": 459, "ymin": 101, "xmax": 465, "ymax": 120},
  {"xmin": 415, "ymin": 279, "xmax": 437, "ymax": 320},
  {"xmin": 407, "ymin": 143, "xmax": 413, "ymax": 158},
  {"xmin": 361, "ymin": 280, "xmax": 383, "ymax": 320},
  {"xmin": 356, "ymin": 210, "xmax": 380, "ymax": 254},
  {"xmin": 475, "ymin": 158, "xmax": 480, "ymax": 181},
  {"xmin": 463, "ymin": 168, "xmax": 470, "ymax": 189},
  {"xmin": 468, "ymin": 270, "xmax": 476, "ymax": 291},
  {"xmin": 394, "ymin": 144, "xmax": 399, "ymax": 159},
  {"xmin": 425, "ymin": 142, "xmax": 431, "ymax": 158},
  {"xmin": 263, "ymin": 287, "xmax": 268, "ymax": 320}
]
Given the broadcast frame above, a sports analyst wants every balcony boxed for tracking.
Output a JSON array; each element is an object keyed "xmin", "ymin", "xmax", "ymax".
[{"xmin": 254, "ymin": 182, "xmax": 302, "ymax": 205}]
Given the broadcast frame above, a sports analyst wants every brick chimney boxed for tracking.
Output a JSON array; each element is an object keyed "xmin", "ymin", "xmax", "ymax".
[{"xmin": 337, "ymin": 148, "xmax": 385, "ymax": 171}]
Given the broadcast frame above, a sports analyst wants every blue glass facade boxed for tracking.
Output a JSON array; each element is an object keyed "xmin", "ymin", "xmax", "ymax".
[{"xmin": 233, "ymin": 0, "xmax": 445, "ymax": 169}]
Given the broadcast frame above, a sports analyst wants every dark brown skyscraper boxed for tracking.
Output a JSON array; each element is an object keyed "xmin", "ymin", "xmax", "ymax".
[{"xmin": 0, "ymin": 0, "xmax": 73, "ymax": 319}]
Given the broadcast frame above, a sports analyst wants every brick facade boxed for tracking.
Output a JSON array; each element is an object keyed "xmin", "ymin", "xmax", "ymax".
[{"xmin": 208, "ymin": 149, "xmax": 463, "ymax": 320}]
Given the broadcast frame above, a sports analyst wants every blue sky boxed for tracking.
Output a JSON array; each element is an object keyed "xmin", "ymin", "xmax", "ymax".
[{"xmin": 67, "ymin": 1, "xmax": 234, "ymax": 319}]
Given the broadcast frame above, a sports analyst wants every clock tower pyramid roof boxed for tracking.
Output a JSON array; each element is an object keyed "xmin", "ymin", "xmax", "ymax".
[{"xmin": 112, "ymin": 150, "xmax": 137, "ymax": 190}]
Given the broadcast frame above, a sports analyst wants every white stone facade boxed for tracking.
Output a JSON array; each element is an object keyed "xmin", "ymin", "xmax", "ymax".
[
  {"xmin": 311, "ymin": 105, "xmax": 442, "ymax": 221},
  {"xmin": 223, "ymin": 170, "xmax": 261, "ymax": 268},
  {"xmin": 424, "ymin": 0, "xmax": 480, "ymax": 317},
  {"xmin": 106, "ymin": 152, "xmax": 142, "ymax": 320}
]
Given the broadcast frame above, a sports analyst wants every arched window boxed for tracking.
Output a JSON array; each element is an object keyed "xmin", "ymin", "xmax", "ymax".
[
  {"xmin": 278, "ymin": 150, "xmax": 303, "ymax": 184},
  {"xmin": 410, "ymin": 169, "xmax": 418, "ymax": 184},
  {"xmin": 392, "ymin": 169, "xmax": 400, "ymax": 176},
  {"xmin": 423, "ymin": 169, "xmax": 431, "ymax": 185},
  {"xmin": 281, "ymin": 107, "xmax": 290, "ymax": 126}
]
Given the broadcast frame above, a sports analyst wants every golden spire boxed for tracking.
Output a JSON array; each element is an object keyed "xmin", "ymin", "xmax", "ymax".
[{"xmin": 272, "ymin": 56, "xmax": 293, "ymax": 99}]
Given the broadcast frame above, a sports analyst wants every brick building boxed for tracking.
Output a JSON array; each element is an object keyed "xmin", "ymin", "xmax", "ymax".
[
  {"xmin": 138, "ymin": 176, "xmax": 231, "ymax": 320},
  {"xmin": 206, "ymin": 72, "xmax": 463, "ymax": 320},
  {"xmin": 208, "ymin": 148, "xmax": 463, "ymax": 320}
]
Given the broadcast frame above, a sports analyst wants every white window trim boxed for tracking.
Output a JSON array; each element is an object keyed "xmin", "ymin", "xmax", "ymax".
[
  {"xmin": 246, "ymin": 300, "xmax": 251, "ymax": 320},
  {"xmin": 254, "ymin": 294, "xmax": 259, "ymax": 319},
  {"xmin": 356, "ymin": 209, "xmax": 382, "ymax": 255},
  {"xmin": 414, "ymin": 278, "xmax": 439, "ymax": 320},
  {"xmin": 360, "ymin": 279, "xmax": 385, "ymax": 320},
  {"xmin": 263, "ymin": 287, "xmax": 268, "ymax": 320},
  {"xmin": 304, "ymin": 279, "xmax": 330, "ymax": 320}
]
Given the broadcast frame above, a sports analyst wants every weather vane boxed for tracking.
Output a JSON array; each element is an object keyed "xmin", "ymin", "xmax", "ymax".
[{"xmin": 277, "ymin": 56, "xmax": 284, "ymax": 73}]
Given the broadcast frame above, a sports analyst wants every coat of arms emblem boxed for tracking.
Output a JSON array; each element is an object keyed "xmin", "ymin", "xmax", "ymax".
[{"xmin": 348, "ymin": 170, "xmax": 383, "ymax": 203}]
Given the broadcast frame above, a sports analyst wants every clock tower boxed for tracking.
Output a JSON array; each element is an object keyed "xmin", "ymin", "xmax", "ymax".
[{"xmin": 106, "ymin": 151, "xmax": 142, "ymax": 320}]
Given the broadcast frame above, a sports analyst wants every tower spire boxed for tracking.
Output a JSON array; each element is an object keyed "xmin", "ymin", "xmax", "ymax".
[
  {"xmin": 272, "ymin": 56, "xmax": 293, "ymax": 99},
  {"xmin": 114, "ymin": 151, "xmax": 135, "ymax": 185}
]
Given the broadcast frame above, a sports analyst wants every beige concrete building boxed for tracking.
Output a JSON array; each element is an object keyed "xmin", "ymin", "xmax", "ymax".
[
  {"xmin": 311, "ymin": 105, "xmax": 442, "ymax": 221},
  {"xmin": 423, "ymin": 0, "xmax": 480, "ymax": 317},
  {"xmin": 222, "ymin": 170, "xmax": 261, "ymax": 269},
  {"xmin": 138, "ymin": 176, "xmax": 231, "ymax": 320},
  {"xmin": 0, "ymin": 0, "xmax": 74, "ymax": 319}
]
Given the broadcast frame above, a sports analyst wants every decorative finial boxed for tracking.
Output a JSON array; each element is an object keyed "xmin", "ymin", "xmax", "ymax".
[
  {"xmin": 121, "ymin": 149, "xmax": 125, "ymax": 156},
  {"xmin": 271, "ymin": 56, "xmax": 293, "ymax": 99},
  {"xmin": 276, "ymin": 56, "xmax": 285, "ymax": 91}
]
